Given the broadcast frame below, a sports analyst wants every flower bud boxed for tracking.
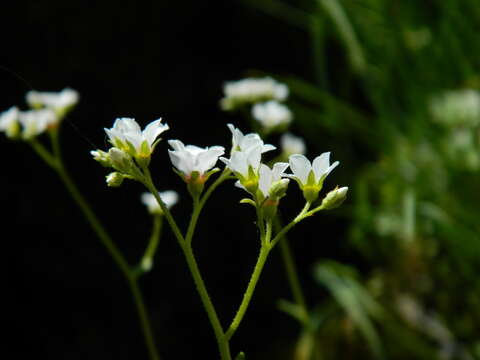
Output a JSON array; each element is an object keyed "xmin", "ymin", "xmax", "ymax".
[
  {"xmin": 321, "ymin": 187, "xmax": 348, "ymax": 209},
  {"xmin": 108, "ymin": 148, "xmax": 134, "ymax": 173},
  {"xmin": 105, "ymin": 172, "xmax": 124, "ymax": 187},
  {"xmin": 91, "ymin": 150, "xmax": 111, "ymax": 167}
]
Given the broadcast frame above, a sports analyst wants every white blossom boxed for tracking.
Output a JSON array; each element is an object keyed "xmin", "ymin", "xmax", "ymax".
[
  {"xmin": 280, "ymin": 133, "xmax": 306, "ymax": 156},
  {"xmin": 168, "ymin": 140, "xmax": 225, "ymax": 178},
  {"xmin": 288, "ymin": 153, "xmax": 339, "ymax": 186},
  {"xmin": 252, "ymin": 101, "xmax": 292, "ymax": 130},
  {"xmin": 104, "ymin": 117, "xmax": 169, "ymax": 157},
  {"xmin": 26, "ymin": 88, "xmax": 79, "ymax": 113},
  {"xmin": 18, "ymin": 109, "xmax": 57, "ymax": 139},
  {"xmin": 141, "ymin": 190, "xmax": 179, "ymax": 215},
  {"xmin": 221, "ymin": 77, "xmax": 288, "ymax": 110},
  {"xmin": 258, "ymin": 162, "xmax": 290, "ymax": 198},
  {"xmin": 220, "ymin": 144, "xmax": 262, "ymax": 179},
  {"xmin": 227, "ymin": 124, "xmax": 275, "ymax": 153}
]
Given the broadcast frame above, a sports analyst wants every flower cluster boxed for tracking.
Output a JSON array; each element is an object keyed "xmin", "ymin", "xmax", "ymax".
[
  {"xmin": 91, "ymin": 117, "xmax": 169, "ymax": 185},
  {"xmin": 0, "ymin": 88, "xmax": 79, "ymax": 140}
]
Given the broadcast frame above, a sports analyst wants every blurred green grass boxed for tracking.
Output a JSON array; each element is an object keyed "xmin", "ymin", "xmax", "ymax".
[{"xmin": 243, "ymin": 0, "xmax": 480, "ymax": 358}]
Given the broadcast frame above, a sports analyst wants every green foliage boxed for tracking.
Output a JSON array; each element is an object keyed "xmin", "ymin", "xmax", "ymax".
[{"xmin": 244, "ymin": 0, "xmax": 480, "ymax": 358}]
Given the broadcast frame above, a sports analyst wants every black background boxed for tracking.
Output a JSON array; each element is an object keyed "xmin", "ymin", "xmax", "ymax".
[{"xmin": 1, "ymin": 1, "xmax": 347, "ymax": 359}]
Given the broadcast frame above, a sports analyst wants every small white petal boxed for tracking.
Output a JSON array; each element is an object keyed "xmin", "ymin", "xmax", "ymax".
[
  {"xmin": 289, "ymin": 154, "xmax": 311, "ymax": 185},
  {"xmin": 272, "ymin": 162, "xmax": 289, "ymax": 181},
  {"xmin": 312, "ymin": 152, "xmax": 331, "ymax": 181},
  {"xmin": 258, "ymin": 164, "xmax": 273, "ymax": 197}
]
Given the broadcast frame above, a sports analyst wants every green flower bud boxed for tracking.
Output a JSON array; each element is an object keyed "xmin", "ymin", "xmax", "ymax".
[{"xmin": 321, "ymin": 186, "xmax": 348, "ymax": 209}]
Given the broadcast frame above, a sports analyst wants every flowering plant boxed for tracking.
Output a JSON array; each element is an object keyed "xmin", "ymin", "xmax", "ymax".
[{"xmin": 1, "ymin": 82, "xmax": 347, "ymax": 360}]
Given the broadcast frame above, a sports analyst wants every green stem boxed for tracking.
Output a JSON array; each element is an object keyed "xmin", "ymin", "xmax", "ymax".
[
  {"xmin": 144, "ymin": 170, "xmax": 232, "ymax": 359},
  {"xmin": 183, "ymin": 244, "xmax": 232, "ymax": 360},
  {"xmin": 274, "ymin": 216, "xmax": 309, "ymax": 324},
  {"xmin": 142, "ymin": 168, "xmax": 185, "ymax": 245},
  {"xmin": 138, "ymin": 215, "xmax": 163, "ymax": 273},
  {"xmin": 32, "ymin": 133, "xmax": 162, "ymax": 360},
  {"xmin": 271, "ymin": 202, "xmax": 312, "ymax": 248},
  {"xmin": 225, "ymin": 241, "xmax": 271, "ymax": 341}
]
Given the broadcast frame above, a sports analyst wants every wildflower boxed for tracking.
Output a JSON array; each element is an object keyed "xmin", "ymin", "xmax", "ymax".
[
  {"xmin": 258, "ymin": 162, "xmax": 290, "ymax": 199},
  {"xmin": 19, "ymin": 109, "xmax": 57, "ymax": 139},
  {"xmin": 26, "ymin": 88, "xmax": 79, "ymax": 117},
  {"xmin": 280, "ymin": 133, "xmax": 306, "ymax": 156},
  {"xmin": 141, "ymin": 190, "xmax": 179, "ymax": 215},
  {"xmin": 227, "ymin": 123, "xmax": 275, "ymax": 154},
  {"xmin": 258, "ymin": 162, "xmax": 290, "ymax": 217},
  {"xmin": 252, "ymin": 101, "xmax": 292, "ymax": 132},
  {"xmin": 287, "ymin": 153, "xmax": 339, "ymax": 202},
  {"xmin": 0, "ymin": 107, "xmax": 21, "ymax": 139},
  {"xmin": 168, "ymin": 140, "xmax": 225, "ymax": 196},
  {"xmin": 104, "ymin": 117, "xmax": 169, "ymax": 159},
  {"xmin": 430, "ymin": 89, "xmax": 480, "ymax": 127},
  {"xmin": 220, "ymin": 77, "xmax": 288, "ymax": 110},
  {"xmin": 220, "ymin": 145, "xmax": 263, "ymax": 194},
  {"xmin": 320, "ymin": 186, "xmax": 348, "ymax": 209}
]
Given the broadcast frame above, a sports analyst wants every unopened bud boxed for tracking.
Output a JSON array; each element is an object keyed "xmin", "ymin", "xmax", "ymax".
[
  {"xmin": 321, "ymin": 186, "xmax": 348, "ymax": 209},
  {"xmin": 106, "ymin": 172, "xmax": 124, "ymax": 187}
]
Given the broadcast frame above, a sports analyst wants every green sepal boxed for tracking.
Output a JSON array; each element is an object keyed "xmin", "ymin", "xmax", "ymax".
[
  {"xmin": 261, "ymin": 198, "xmax": 279, "ymax": 219},
  {"xmin": 172, "ymin": 167, "xmax": 186, "ymax": 181},
  {"xmin": 139, "ymin": 140, "xmax": 150, "ymax": 157},
  {"xmin": 186, "ymin": 170, "xmax": 205, "ymax": 198},
  {"xmin": 302, "ymin": 185, "xmax": 320, "ymax": 203},
  {"xmin": 306, "ymin": 169, "xmax": 316, "ymax": 186},
  {"xmin": 239, "ymin": 198, "xmax": 257, "ymax": 207}
]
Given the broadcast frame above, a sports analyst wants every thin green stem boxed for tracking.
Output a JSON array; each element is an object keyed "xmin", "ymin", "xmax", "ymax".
[
  {"xmin": 183, "ymin": 243, "xmax": 232, "ymax": 360},
  {"xmin": 142, "ymin": 168, "xmax": 185, "ymax": 245},
  {"xmin": 138, "ymin": 215, "xmax": 164, "ymax": 273},
  {"xmin": 36, "ymin": 133, "xmax": 162, "ymax": 360},
  {"xmin": 225, "ymin": 240, "xmax": 271, "ymax": 341},
  {"xmin": 274, "ymin": 216, "xmax": 309, "ymax": 324},
  {"xmin": 144, "ymin": 170, "xmax": 232, "ymax": 359},
  {"xmin": 30, "ymin": 139, "xmax": 58, "ymax": 169},
  {"xmin": 271, "ymin": 202, "xmax": 312, "ymax": 248}
]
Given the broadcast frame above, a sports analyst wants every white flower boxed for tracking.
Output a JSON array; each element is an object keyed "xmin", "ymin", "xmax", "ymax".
[
  {"xmin": 430, "ymin": 89, "xmax": 480, "ymax": 127},
  {"xmin": 227, "ymin": 124, "xmax": 275, "ymax": 153},
  {"xmin": 258, "ymin": 162, "xmax": 290, "ymax": 198},
  {"xmin": 280, "ymin": 133, "xmax": 306, "ymax": 156},
  {"xmin": 288, "ymin": 153, "xmax": 339, "ymax": 186},
  {"xmin": 104, "ymin": 117, "xmax": 169, "ymax": 157},
  {"xmin": 221, "ymin": 144, "xmax": 262, "ymax": 179},
  {"xmin": 0, "ymin": 107, "xmax": 21, "ymax": 138},
  {"xmin": 141, "ymin": 190, "xmax": 179, "ymax": 215},
  {"xmin": 288, "ymin": 153, "xmax": 339, "ymax": 202},
  {"xmin": 252, "ymin": 101, "xmax": 292, "ymax": 130},
  {"xmin": 221, "ymin": 77, "xmax": 289, "ymax": 110},
  {"xmin": 18, "ymin": 109, "xmax": 57, "ymax": 139},
  {"xmin": 26, "ymin": 88, "xmax": 79, "ymax": 113},
  {"xmin": 168, "ymin": 140, "xmax": 225, "ymax": 178}
]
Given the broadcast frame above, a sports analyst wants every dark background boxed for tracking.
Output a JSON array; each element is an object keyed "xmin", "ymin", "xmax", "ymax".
[{"xmin": 1, "ymin": 1, "xmax": 348, "ymax": 359}]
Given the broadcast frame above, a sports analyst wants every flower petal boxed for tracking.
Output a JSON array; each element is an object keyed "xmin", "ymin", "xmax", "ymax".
[
  {"xmin": 289, "ymin": 154, "xmax": 311, "ymax": 185},
  {"xmin": 312, "ymin": 152, "xmax": 331, "ymax": 181}
]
